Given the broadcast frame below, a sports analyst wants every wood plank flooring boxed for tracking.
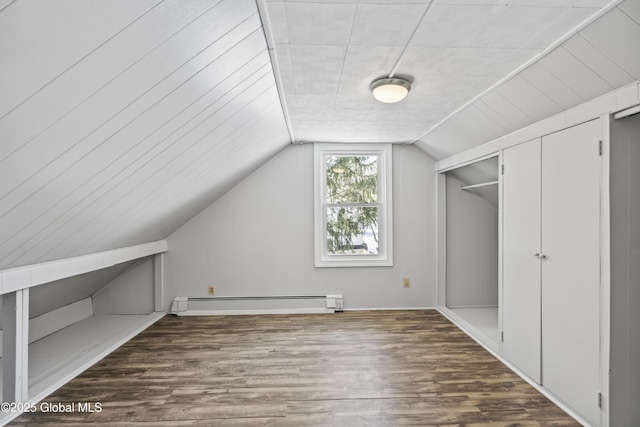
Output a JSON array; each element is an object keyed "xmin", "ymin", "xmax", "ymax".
[{"xmin": 11, "ymin": 310, "xmax": 579, "ymax": 426}]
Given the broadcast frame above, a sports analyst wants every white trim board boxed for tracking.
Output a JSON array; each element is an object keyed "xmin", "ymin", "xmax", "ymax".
[
  {"xmin": 342, "ymin": 307, "xmax": 437, "ymax": 311},
  {"xmin": 173, "ymin": 306, "xmax": 439, "ymax": 316},
  {"xmin": 174, "ymin": 308, "xmax": 336, "ymax": 316},
  {"xmin": 0, "ymin": 240, "xmax": 167, "ymax": 295}
]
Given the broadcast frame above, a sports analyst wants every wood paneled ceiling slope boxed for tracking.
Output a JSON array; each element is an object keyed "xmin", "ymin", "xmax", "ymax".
[
  {"xmin": 1, "ymin": 0, "xmax": 638, "ymax": 272},
  {"xmin": 0, "ymin": 0, "xmax": 290, "ymax": 270}
]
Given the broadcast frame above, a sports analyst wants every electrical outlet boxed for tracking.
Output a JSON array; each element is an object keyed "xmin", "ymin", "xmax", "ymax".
[
  {"xmin": 403, "ymin": 277, "xmax": 410, "ymax": 288},
  {"xmin": 208, "ymin": 286, "xmax": 215, "ymax": 295}
]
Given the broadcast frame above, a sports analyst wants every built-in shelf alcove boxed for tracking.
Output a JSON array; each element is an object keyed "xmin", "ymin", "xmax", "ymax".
[
  {"xmin": 439, "ymin": 155, "xmax": 500, "ymax": 350},
  {"xmin": 0, "ymin": 241, "xmax": 166, "ymax": 425}
]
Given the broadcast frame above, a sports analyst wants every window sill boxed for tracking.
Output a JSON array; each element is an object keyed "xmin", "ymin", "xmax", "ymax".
[{"xmin": 315, "ymin": 256, "xmax": 393, "ymax": 268}]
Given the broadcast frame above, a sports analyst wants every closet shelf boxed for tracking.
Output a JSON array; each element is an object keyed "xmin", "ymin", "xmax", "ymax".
[{"xmin": 459, "ymin": 180, "xmax": 499, "ymax": 191}]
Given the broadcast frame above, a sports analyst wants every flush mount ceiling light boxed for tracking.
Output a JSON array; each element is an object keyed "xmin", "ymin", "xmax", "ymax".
[{"xmin": 370, "ymin": 77, "xmax": 412, "ymax": 103}]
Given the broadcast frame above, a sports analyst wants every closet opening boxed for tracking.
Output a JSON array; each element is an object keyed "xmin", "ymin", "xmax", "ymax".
[{"xmin": 440, "ymin": 155, "xmax": 500, "ymax": 349}]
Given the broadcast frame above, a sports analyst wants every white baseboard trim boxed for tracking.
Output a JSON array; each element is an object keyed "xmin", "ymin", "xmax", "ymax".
[
  {"xmin": 436, "ymin": 307, "xmax": 593, "ymax": 427},
  {"xmin": 343, "ymin": 306, "xmax": 438, "ymax": 311},
  {"xmin": 172, "ymin": 306, "xmax": 438, "ymax": 316},
  {"xmin": 445, "ymin": 304, "xmax": 498, "ymax": 309},
  {"xmin": 174, "ymin": 308, "xmax": 335, "ymax": 316}
]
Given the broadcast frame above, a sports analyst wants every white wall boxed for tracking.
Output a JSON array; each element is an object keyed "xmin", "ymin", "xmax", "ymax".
[
  {"xmin": 92, "ymin": 257, "xmax": 155, "ymax": 315},
  {"xmin": 27, "ymin": 261, "xmax": 134, "ymax": 319},
  {"xmin": 609, "ymin": 113, "xmax": 640, "ymax": 427},
  {"xmin": 165, "ymin": 143, "xmax": 437, "ymax": 310},
  {"xmin": 445, "ymin": 175, "xmax": 499, "ymax": 308}
]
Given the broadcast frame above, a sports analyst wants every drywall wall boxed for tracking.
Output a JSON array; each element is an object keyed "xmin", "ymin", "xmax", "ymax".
[
  {"xmin": 445, "ymin": 174, "xmax": 499, "ymax": 308},
  {"xmin": 609, "ymin": 112, "xmax": 640, "ymax": 427},
  {"xmin": 165, "ymin": 143, "xmax": 437, "ymax": 310},
  {"xmin": 93, "ymin": 257, "xmax": 155, "ymax": 315},
  {"xmin": 28, "ymin": 261, "xmax": 134, "ymax": 318}
]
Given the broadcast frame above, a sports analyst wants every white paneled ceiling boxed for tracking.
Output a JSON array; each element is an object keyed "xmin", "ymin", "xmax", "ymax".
[
  {"xmin": 1, "ymin": 0, "xmax": 638, "ymax": 271},
  {"xmin": 0, "ymin": 0, "xmax": 290, "ymax": 270},
  {"xmin": 414, "ymin": 0, "xmax": 640, "ymax": 158},
  {"xmin": 263, "ymin": 0, "xmax": 620, "ymax": 146}
]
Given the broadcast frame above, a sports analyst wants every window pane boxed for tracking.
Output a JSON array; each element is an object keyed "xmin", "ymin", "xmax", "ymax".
[
  {"xmin": 325, "ymin": 155, "xmax": 378, "ymax": 204},
  {"xmin": 326, "ymin": 206, "xmax": 379, "ymax": 255}
]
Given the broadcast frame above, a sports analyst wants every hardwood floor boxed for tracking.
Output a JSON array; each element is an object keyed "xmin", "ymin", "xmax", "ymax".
[{"xmin": 12, "ymin": 310, "xmax": 579, "ymax": 426}]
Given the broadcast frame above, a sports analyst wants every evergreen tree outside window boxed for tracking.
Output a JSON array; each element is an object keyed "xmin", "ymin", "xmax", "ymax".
[{"xmin": 314, "ymin": 144, "xmax": 393, "ymax": 267}]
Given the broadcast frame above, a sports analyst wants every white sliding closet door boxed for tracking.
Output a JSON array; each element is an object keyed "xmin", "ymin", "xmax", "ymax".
[
  {"xmin": 541, "ymin": 119, "xmax": 601, "ymax": 426},
  {"xmin": 502, "ymin": 138, "xmax": 542, "ymax": 383}
]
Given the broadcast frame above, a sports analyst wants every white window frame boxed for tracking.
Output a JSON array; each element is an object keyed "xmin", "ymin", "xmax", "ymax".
[{"xmin": 313, "ymin": 143, "xmax": 393, "ymax": 267}]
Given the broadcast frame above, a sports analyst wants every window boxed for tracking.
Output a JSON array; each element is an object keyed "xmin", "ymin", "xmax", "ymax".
[{"xmin": 314, "ymin": 143, "xmax": 393, "ymax": 267}]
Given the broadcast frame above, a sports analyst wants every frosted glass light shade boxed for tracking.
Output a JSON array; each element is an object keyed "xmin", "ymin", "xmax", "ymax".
[{"xmin": 370, "ymin": 77, "xmax": 411, "ymax": 103}]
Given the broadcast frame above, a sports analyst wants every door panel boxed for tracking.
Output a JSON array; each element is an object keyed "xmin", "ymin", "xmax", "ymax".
[
  {"xmin": 541, "ymin": 119, "xmax": 601, "ymax": 426},
  {"xmin": 502, "ymin": 138, "xmax": 542, "ymax": 383}
]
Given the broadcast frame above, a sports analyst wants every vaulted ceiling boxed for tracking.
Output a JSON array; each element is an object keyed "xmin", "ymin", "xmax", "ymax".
[
  {"xmin": 0, "ymin": 0, "xmax": 290, "ymax": 269},
  {"xmin": 264, "ymin": 0, "xmax": 617, "ymax": 145},
  {"xmin": 0, "ymin": 0, "xmax": 638, "ymax": 270},
  {"xmin": 413, "ymin": 0, "xmax": 640, "ymax": 159},
  {"xmin": 262, "ymin": 0, "xmax": 639, "ymax": 158}
]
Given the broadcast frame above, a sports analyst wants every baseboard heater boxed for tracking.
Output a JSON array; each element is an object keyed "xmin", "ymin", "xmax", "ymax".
[{"xmin": 170, "ymin": 294, "xmax": 343, "ymax": 316}]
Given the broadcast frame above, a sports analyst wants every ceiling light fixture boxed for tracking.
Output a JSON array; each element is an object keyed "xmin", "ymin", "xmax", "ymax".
[{"xmin": 370, "ymin": 77, "xmax": 412, "ymax": 103}]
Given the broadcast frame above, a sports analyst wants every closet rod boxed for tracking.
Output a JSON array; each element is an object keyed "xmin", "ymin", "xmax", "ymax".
[
  {"xmin": 613, "ymin": 103, "xmax": 640, "ymax": 119},
  {"xmin": 459, "ymin": 180, "xmax": 499, "ymax": 191}
]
